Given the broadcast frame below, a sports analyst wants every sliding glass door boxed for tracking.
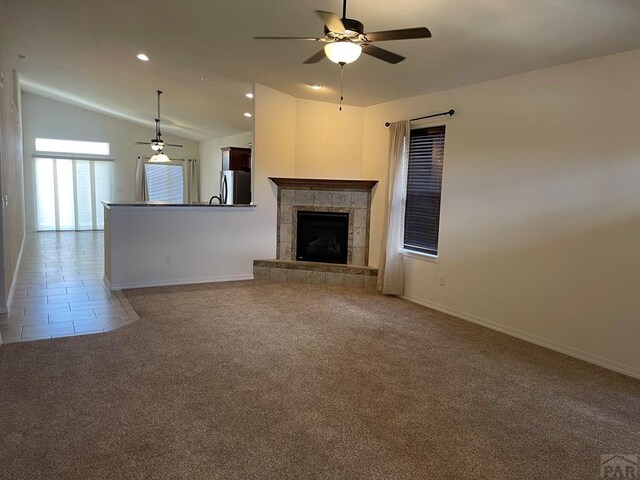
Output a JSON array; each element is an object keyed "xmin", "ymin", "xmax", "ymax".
[{"xmin": 34, "ymin": 158, "xmax": 114, "ymax": 231}]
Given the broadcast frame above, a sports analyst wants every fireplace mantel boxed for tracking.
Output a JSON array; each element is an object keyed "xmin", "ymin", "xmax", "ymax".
[{"xmin": 269, "ymin": 177, "xmax": 378, "ymax": 190}]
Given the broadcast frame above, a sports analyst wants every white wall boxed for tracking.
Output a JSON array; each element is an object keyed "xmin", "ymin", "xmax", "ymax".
[
  {"xmin": 251, "ymin": 83, "xmax": 296, "ymax": 258},
  {"xmin": 199, "ymin": 131, "xmax": 252, "ymax": 202},
  {"xmin": 362, "ymin": 49, "xmax": 640, "ymax": 377},
  {"xmin": 294, "ymin": 99, "xmax": 364, "ymax": 179},
  {"xmin": 105, "ymin": 206, "xmax": 265, "ymax": 289},
  {"xmin": 21, "ymin": 93, "xmax": 199, "ymax": 231},
  {"xmin": 0, "ymin": 0, "xmax": 26, "ymax": 312}
]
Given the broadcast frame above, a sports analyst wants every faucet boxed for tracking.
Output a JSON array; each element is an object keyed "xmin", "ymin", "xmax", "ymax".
[{"xmin": 209, "ymin": 195, "xmax": 222, "ymax": 205}]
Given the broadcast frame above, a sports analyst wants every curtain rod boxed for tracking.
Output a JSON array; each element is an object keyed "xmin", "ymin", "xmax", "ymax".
[{"xmin": 384, "ymin": 109, "xmax": 455, "ymax": 127}]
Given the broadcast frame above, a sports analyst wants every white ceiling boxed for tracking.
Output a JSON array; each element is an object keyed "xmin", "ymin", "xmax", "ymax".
[{"xmin": 6, "ymin": 0, "xmax": 640, "ymax": 141}]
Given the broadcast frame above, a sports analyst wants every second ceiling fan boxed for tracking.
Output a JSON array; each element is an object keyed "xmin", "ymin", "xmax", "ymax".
[
  {"xmin": 135, "ymin": 90, "xmax": 182, "ymax": 163},
  {"xmin": 254, "ymin": 0, "xmax": 432, "ymax": 65}
]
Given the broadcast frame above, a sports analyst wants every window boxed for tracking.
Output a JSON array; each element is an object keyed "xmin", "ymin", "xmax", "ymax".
[
  {"xmin": 403, "ymin": 125, "xmax": 446, "ymax": 256},
  {"xmin": 35, "ymin": 138, "xmax": 110, "ymax": 156},
  {"xmin": 145, "ymin": 163, "xmax": 184, "ymax": 203}
]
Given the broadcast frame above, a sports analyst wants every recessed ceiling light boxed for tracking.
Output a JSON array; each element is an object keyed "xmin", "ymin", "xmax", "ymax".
[
  {"xmin": 243, "ymin": 112, "xmax": 252, "ymax": 118},
  {"xmin": 17, "ymin": 54, "xmax": 28, "ymax": 61},
  {"xmin": 137, "ymin": 53, "xmax": 149, "ymax": 62},
  {"xmin": 245, "ymin": 92, "xmax": 254, "ymax": 99},
  {"xmin": 310, "ymin": 84, "xmax": 323, "ymax": 90}
]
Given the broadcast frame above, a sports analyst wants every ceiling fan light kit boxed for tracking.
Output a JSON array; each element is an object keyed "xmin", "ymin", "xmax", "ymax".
[
  {"xmin": 324, "ymin": 41, "xmax": 362, "ymax": 64},
  {"xmin": 148, "ymin": 153, "xmax": 171, "ymax": 163}
]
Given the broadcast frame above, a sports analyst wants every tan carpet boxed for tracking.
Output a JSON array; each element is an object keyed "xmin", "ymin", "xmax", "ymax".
[{"xmin": 1, "ymin": 280, "xmax": 639, "ymax": 479}]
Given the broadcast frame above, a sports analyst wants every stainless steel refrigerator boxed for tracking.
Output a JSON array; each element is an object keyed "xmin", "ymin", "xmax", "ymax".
[{"xmin": 220, "ymin": 170, "xmax": 251, "ymax": 205}]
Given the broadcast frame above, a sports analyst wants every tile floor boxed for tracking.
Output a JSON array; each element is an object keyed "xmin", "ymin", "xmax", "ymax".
[{"xmin": 0, "ymin": 231, "xmax": 138, "ymax": 344}]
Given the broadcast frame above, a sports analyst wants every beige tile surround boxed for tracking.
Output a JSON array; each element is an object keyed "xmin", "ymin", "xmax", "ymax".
[{"xmin": 277, "ymin": 186, "xmax": 372, "ymax": 266}]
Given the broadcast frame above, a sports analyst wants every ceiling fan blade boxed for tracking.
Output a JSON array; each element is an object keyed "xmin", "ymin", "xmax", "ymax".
[
  {"xmin": 315, "ymin": 10, "xmax": 345, "ymax": 33},
  {"xmin": 303, "ymin": 49, "xmax": 327, "ymax": 64},
  {"xmin": 135, "ymin": 142, "xmax": 152, "ymax": 145},
  {"xmin": 365, "ymin": 27, "xmax": 432, "ymax": 42},
  {"xmin": 165, "ymin": 143, "xmax": 183, "ymax": 147},
  {"xmin": 362, "ymin": 44, "xmax": 406, "ymax": 64},
  {"xmin": 254, "ymin": 36, "xmax": 321, "ymax": 41}
]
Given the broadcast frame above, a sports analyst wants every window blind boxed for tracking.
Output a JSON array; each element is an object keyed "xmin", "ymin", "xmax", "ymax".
[
  {"xmin": 403, "ymin": 125, "xmax": 446, "ymax": 256},
  {"xmin": 145, "ymin": 164, "xmax": 184, "ymax": 203},
  {"xmin": 34, "ymin": 157, "xmax": 113, "ymax": 231},
  {"xmin": 94, "ymin": 161, "xmax": 113, "ymax": 229}
]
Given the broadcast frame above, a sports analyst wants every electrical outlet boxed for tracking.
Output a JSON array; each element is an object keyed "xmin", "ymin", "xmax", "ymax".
[
  {"xmin": 439, "ymin": 275, "xmax": 446, "ymax": 286},
  {"xmin": 164, "ymin": 255, "xmax": 172, "ymax": 265}
]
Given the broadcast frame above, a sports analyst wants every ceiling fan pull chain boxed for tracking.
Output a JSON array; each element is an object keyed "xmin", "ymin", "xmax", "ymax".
[{"xmin": 339, "ymin": 63, "xmax": 345, "ymax": 111}]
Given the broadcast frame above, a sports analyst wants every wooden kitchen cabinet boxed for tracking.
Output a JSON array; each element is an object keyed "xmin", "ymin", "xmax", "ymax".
[{"xmin": 221, "ymin": 147, "xmax": 251, "ymax": 171}]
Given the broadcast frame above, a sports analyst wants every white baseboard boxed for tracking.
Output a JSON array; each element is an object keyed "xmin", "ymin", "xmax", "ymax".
[
  {"xmin": 108, "ymin": 274, "xmax": 254, "ymax": 291},
  {"xmin": 4, "ymin": 233, "xmax": 26, "ymax": 314},
  {"xmin": 401, "ymin": 294, "xmax": 640, "ymax": 380}
]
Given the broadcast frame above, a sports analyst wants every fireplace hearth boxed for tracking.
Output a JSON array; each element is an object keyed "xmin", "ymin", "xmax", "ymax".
[{"xmin": 296, "ymin": 211, "xmax": 349, "ymax": 264}]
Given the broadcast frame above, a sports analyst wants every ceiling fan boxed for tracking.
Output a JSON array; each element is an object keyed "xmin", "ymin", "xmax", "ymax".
[
  {"xmin": 135, "ymin": 90, "xmax": 182, "ymax": 163},
  {"xmin": 254, "ymin": 0, "xmax": 432, "ymax": 65}
]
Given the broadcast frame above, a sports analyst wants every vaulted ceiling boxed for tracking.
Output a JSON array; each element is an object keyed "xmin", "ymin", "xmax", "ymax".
[{"xmin": 6, "ymin": 0, "xmax": 640, "ymax": 141}]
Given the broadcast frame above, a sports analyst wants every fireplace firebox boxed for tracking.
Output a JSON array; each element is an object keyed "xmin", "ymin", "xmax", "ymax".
[{"xmin": 296, "ymin": 211, "xmax": 349, "ymax": 264}]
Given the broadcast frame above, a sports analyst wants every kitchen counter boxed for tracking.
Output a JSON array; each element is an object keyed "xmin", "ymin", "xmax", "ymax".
[
  {"xmin": 103, "ymin": 200, "xmax": 268, "ymax": 290},
  {"xmin": 102, "ymin": 201, "xmax": 255, "ymax": 208}
]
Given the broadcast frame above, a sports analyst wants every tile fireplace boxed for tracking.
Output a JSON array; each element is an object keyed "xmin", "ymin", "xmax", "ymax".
[{"xmin": 253, "ymin": 178, "xmax": 379, "ymax": 289}]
